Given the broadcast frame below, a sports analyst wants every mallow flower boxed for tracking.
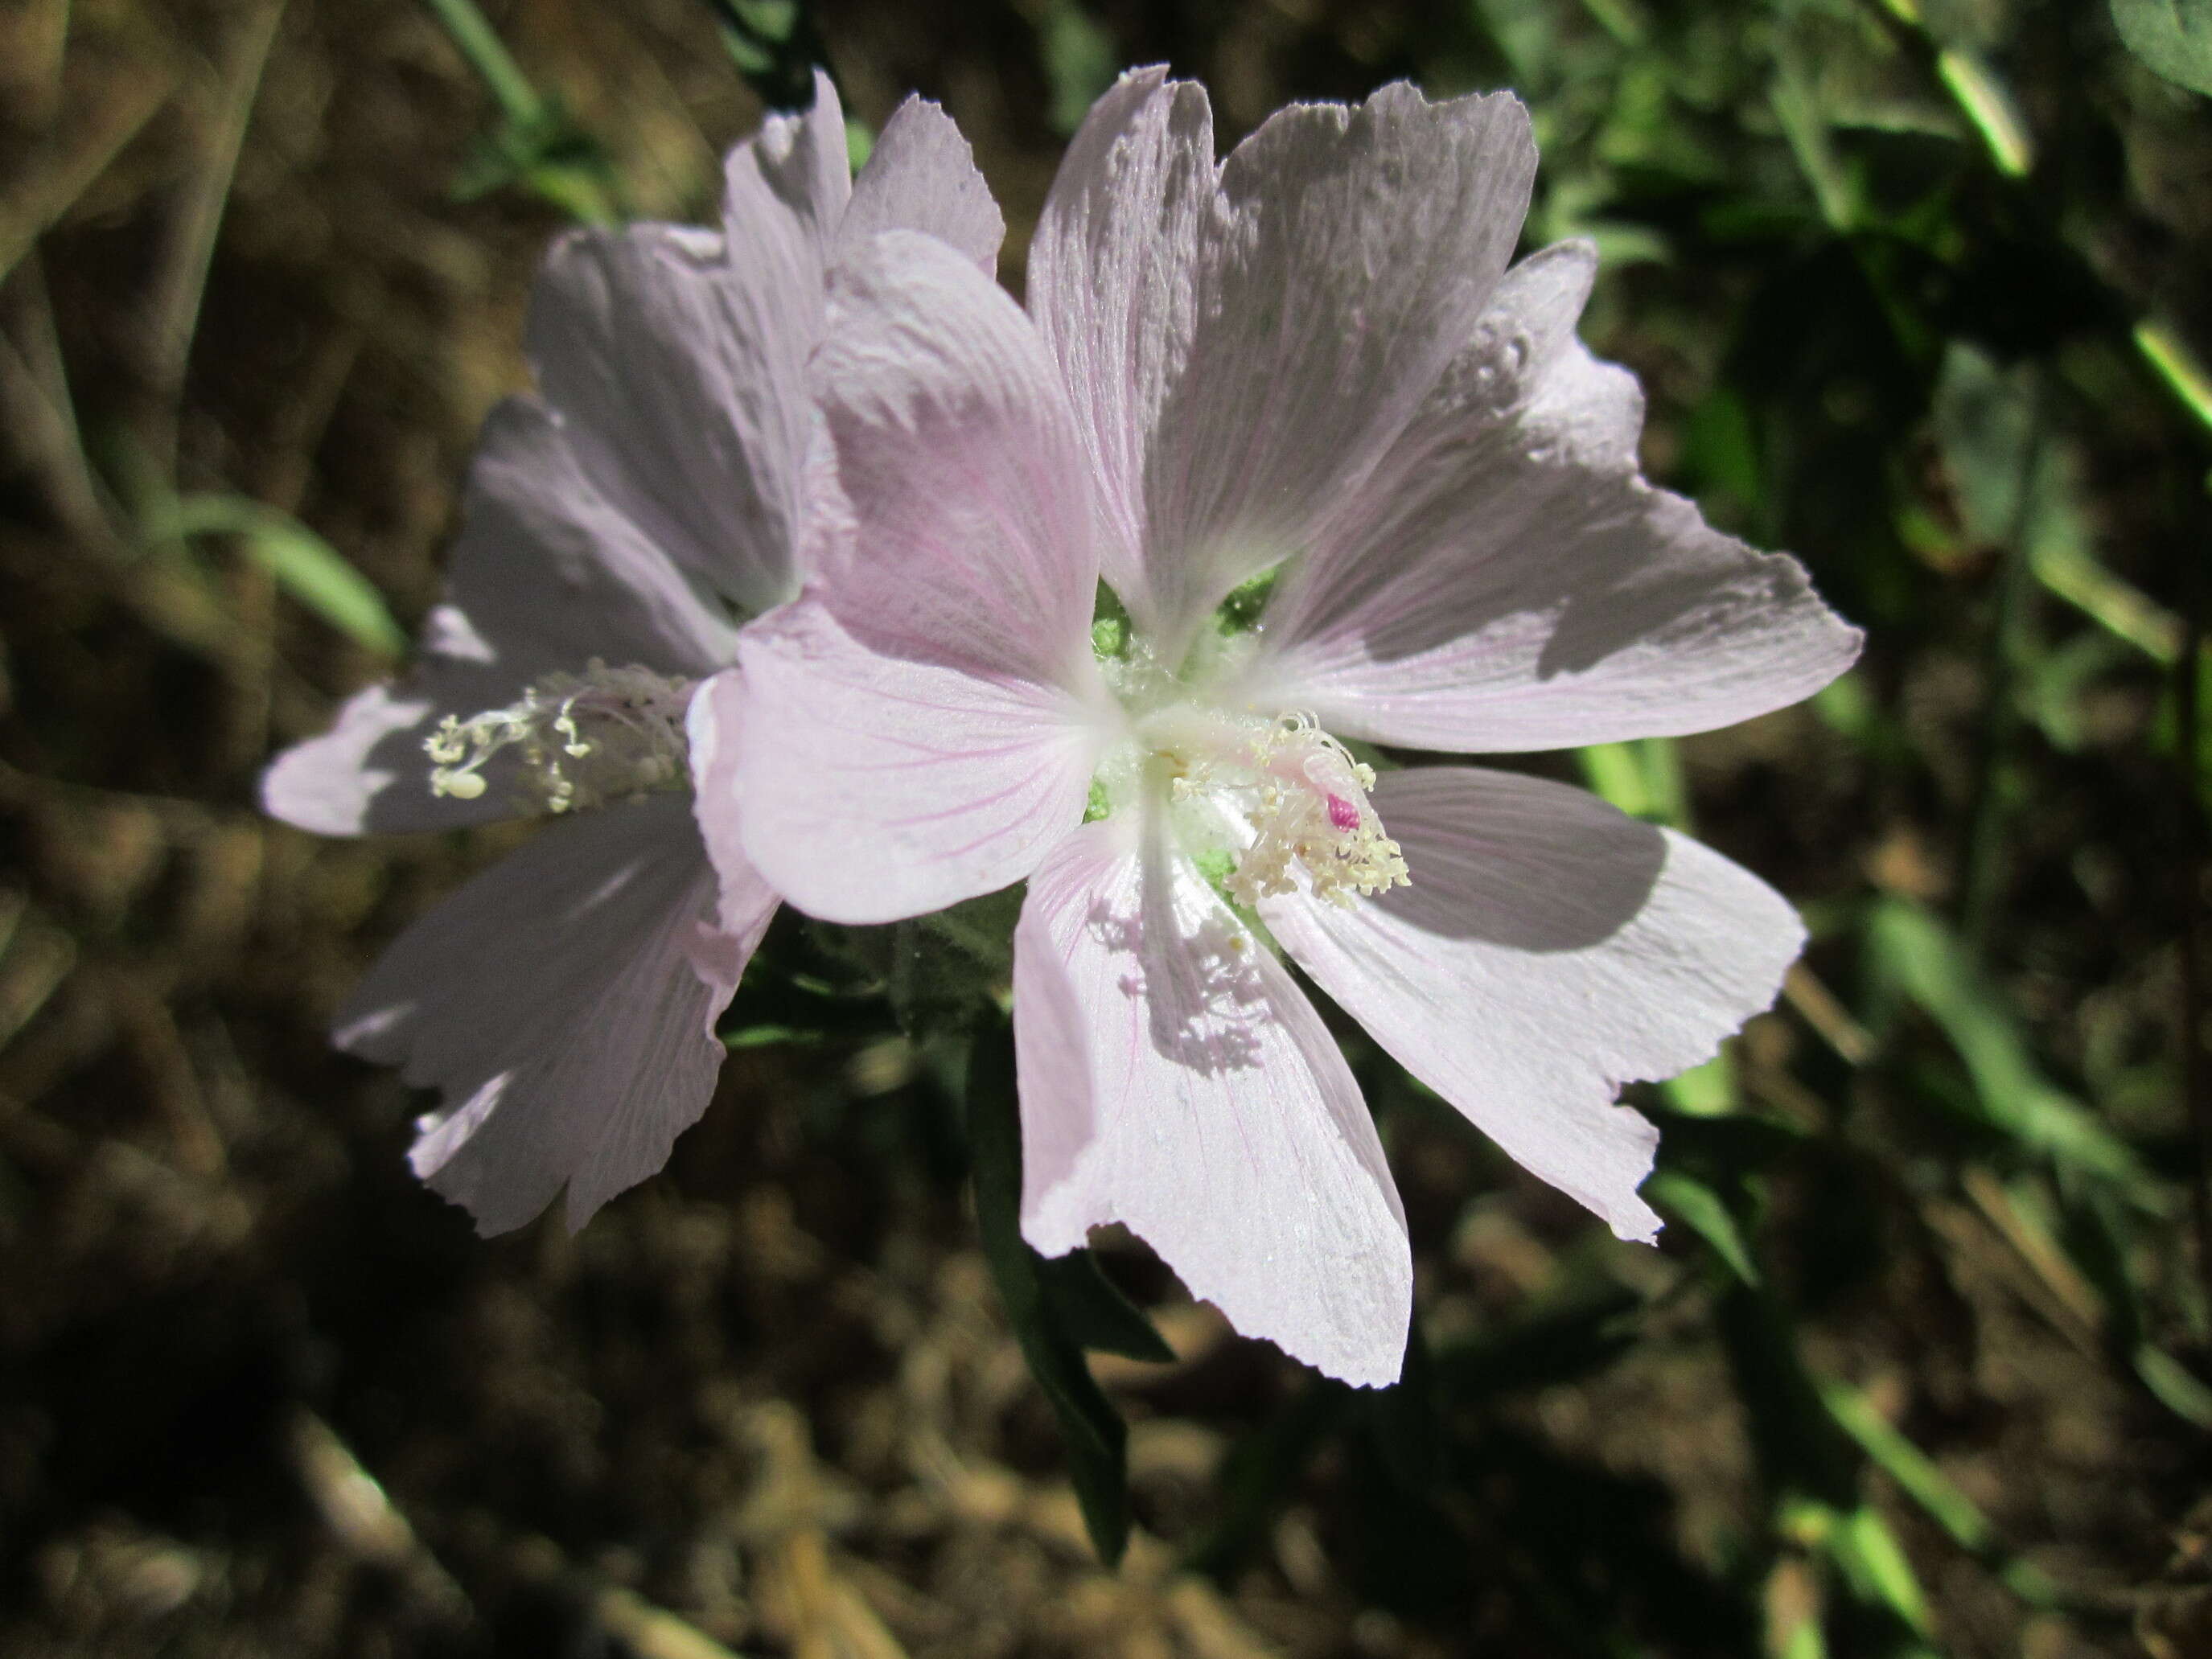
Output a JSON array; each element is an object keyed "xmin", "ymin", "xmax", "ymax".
[
  {"xmin": 261, "ymin": 76, "xmax": 1001, "ymax": 1232},
  {"xmin": 699, "ymin": 70, "xmax": 1862, "ymax": 1384}
]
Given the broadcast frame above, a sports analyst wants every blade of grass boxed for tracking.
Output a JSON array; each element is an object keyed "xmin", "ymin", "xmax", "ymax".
[
  {"xmin": 154, "ymin": 493, "xmax": 406, "ymax": 658},
  {"xmin": 421, "ymin": 0, "xmax": 542, "ymax": 126},
  {"xmin": 1865, "ymin": 897, "xmax": 2157, "ymax": 1201},
  {"xmin": 421, "ymin": 0, "xmax": 619, "ymax": 224},
  {"xmin": 1814, "ymin": 1377, "xmax": 1988, "ymax": 1551},
  {"xmin": 2134, "ymin": 1345, "xmax": 2212, "ymax": 1429},
  {"xmin": 0, "ymin": 63, "xmax": 175, "ymax": 285},
  {"xmin": 1869, "ymin": 0, "xmax": 2212, "ymax": 444},
  {"xmin": 2181, "ymin": 481, "xmax": 2212, "ymax": 1334},
  {"xmin": 2136, "ymin": 321, "xmax": 2212, "ymax": 437},
  {"xmin": 141, "ymin": 0, "xmax": 286, "ymax": 472},
  {"xmin": 1814, "ymin": 1371, "xmax": 2071, "ymax": 1608},
  {"xmin": 0, "ymin": 319, "xmax": 122, "ymax": 556},
  {"xmin": 1932, "ymin": 48, "xmax": 2031, "ymax": 177},
  {"xmin": 2029, "ymin": 540, "xmax": 2184, "ymax": 665},
  {"xmin": 1830, "ymin": 1503, "xmax": 1937, "ymax": 1643},
  {"xmin": 1578, "ymin": 737, "xmax": 1688, "ymax": 827}
]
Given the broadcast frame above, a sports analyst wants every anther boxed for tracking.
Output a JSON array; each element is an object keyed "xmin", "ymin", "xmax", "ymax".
[{"xmin": 425, "ymin": 660, "xmax": 694, "ymax": 815}]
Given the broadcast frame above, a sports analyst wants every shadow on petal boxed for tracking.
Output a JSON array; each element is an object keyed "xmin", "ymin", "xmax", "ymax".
[{"xmin": 1366, "ymin": 769, "xmax": 1666, "ymax": 953}]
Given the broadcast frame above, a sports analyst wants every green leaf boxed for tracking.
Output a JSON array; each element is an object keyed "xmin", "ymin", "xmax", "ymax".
[
  {"xmin": 965, "ymin": 1025, "xmax": 1134, "ymax": 1564},
  {"xmin": 1680, "ymin": 384, "xmax": 1764, "ymax": 524},
  {"xmin": 1930, "ymin": 344, "xmax": 2037, "ymax": 547},
  {"xmin": 1647, "ymin": 1168, "xmax": 1760, "ymax": 1285},
  {"xmin": 161, "ymin": 495, "xmax": 407, "ymax": 658},
  {"xmin": 1813, "ymin": 1375, "xmax": 1992, "ymax": 1553},
  {"xmin": 2134, "ymin": 1345, "xmax": 2212, "ymax": 1428},
  {"xmin": 1037, "ymin": 0, "xmax": 1117, "ymax": 136},
  {"xmin": 1432, "ymin": 1277, "xmax": 1644, "ymax": 1396},
  {"xmin": 1864, "ymin": 897, "xmax": 2157, "ymax": 1201},
  {"xmin": 1663, "ymin": 1051, "xmax": 1737, "ymax": 1118},
  {"xmin": 2111, "ymin": 0, "xmax": 2212, "ymax": 97},
  {"xmin": 1934, "ymin": 343, "xmax": 2182, "ymax": 667},
  {"xmin": 1037, "ymin": 1251, "xmax": 1174, "ymax": 1365},
  {"xmin": 1577, "ymin": 737, "xmax": 1688, "ymax": 827},
  {"xmin": 1815, "ymin": 1372, "xmax": 2071, "ymax": 1608},
  {"xmin": 1359, "ymin": 1318, "xmax": 1441, "ymax": 1497},
  {"xmin": 1831, "ymin": 1503, "xmax": 1935, "ymax": 1638},
  {"xmin": 719, "ymin": 1024, "xmax": 823, "ymax": 1051},
  {"xmin": 882, "ymin": 887, "xmax": 1021, "ymax": 1038},
  {"xmin": 452, "ymin": 111, "xmax": 621, "ymax": 225}
]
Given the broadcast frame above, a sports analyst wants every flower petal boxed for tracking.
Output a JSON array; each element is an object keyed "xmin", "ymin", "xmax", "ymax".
[
  {"xmin": 261, "ymin": 674, "xmax": 502, "ymax": 836},
  {"xmin": 1030, "ymin": 69, "xmax": 1536, "ymax": 647},
  {"xmin": 1260, "ymin": 766, "xmax": 1807, "ymax": 1242},
  {"xmin": 262, "ymin": 398, "xmax": 737, "ymax": 836},
  {"xmin": 726, "ymin": 602, "xmax": 1100, "ymax": 924},
  {"xmin": 730, "ymin": 66, "xmax": 853, "ymax": 236},
  {"xmin": 714, "ymin": 228, "xmax": 1108, "ymax": 924},
  {"xmin": 684, "ymin": 665, "xmax": 815, "ymax": 947},
  {"xmin": 441, "ymin": 399, "xmax": 744, "ymax": 677},
  {"xmin": 840, "ymin": 95, "xmax": 1005, "ymax": 274},
  {"xmin": 524, "ymin": 73, "xmax": 850, "ymax": 616},
  {"xmin": 1013, "ymin": 816, "xmax": 1412, "ymax": 1387},
  {"xmin": 1243, "ymin": 241, "xmax": 1862, "ymax": 751},
  {"xmin": 1025, "ymin": 69, "xmax": 1211, "ymax": 621},
  {"xmin": 339, "ymin": 793, "xmax": 771, "ymax": 1234},
  {"xmin": 808, "ymin": 230, "xmax": 1101, "ymax": 684}
]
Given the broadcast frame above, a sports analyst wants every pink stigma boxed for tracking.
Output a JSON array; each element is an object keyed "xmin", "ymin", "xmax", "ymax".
[{"xmin": 1326, "ymin": 795, "xmax": 1361, "ymax": 832}]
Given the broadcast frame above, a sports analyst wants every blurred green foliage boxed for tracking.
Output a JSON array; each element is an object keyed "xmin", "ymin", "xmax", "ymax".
[{"xmin": 2112, "ymin": 0, "xmax": 2212, "ymax": 97}]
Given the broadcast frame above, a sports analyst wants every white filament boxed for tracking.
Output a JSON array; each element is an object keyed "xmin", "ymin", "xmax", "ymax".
[{"xmin": 425, "ymin": 660, "xmax": 693, "ymax": 815}]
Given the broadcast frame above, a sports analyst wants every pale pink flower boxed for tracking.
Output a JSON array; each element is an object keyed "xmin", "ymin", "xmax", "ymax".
[
  {"xmin": 261, "ymin": 77, "xmax": 1001, "ymax": 1232},
  {"xmin": 701, "ymin": 70, "xmax": 1861, "ymax": 1383}
]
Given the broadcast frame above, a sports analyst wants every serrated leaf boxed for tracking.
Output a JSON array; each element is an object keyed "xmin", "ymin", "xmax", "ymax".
[
  {"xmin": 2112, "ymin": 0, "xmax": 2212, "ymax": 97},
  {"xmin": 965, "ymin": 1025, "xmax": 1133, "ymax": 1563}
]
